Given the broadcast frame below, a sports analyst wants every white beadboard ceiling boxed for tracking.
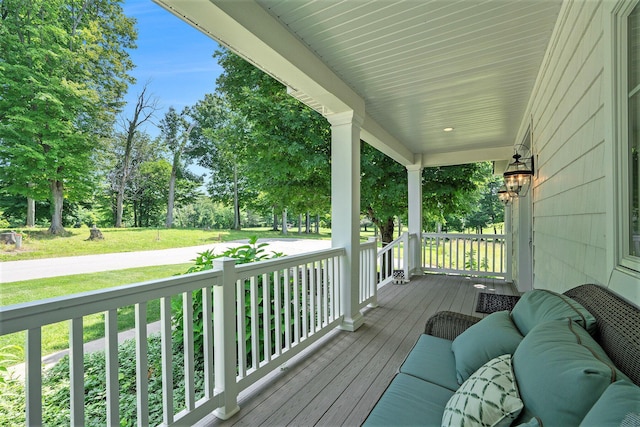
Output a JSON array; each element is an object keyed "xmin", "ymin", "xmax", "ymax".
[{"xmin": 154, "ymin": 0, "xmax": 563, "ymax": 166}]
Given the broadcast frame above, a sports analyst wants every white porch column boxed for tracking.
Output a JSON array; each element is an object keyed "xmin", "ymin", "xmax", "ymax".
[
  {"xmin": 328, "ymin": 111, "xmax": 364, "ymax": 332},
  {"xmin": 407, "ymin": 164, "xmax": 423, "ymax": 275}
]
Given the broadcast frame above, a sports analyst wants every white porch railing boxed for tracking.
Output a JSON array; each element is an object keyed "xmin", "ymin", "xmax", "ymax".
[
  {"xmin": 358, "ymin": 237, "xmax": 378, "ymax": 309},
  {"xmin": 421, "ymin": 233, "xmax": 506, "ymax": 278},
  {"xmin": 0, "ymin": 247, "xmax": 349, "ymax": 426},
  {"xmin": 376, "ymin": 232, "xmax": 418, "ymax": 285}
]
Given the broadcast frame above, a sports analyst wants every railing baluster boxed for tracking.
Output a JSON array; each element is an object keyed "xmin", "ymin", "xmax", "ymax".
[
  {"xmin": 250, "ymin": 276, "xmax": 259, "ymax": 369},
  {"xmin": 105, "ymin": 309, "xmax": 119, "ymax": 426},
  {"xmin": 283, "ymin": 268, "xmax": 292, "ymax": 351},
  {"xmin": 301, "ymin": 264, "xmax": 308, "ymax": 339},
  {"xmin": 262, "ymin": 272, "xmax": 271, "ymax": 363},
  {"xmin": 309, "ymin": 263, "xmax": 317, "ymax": 333},
  {"xmin": 160, "ymin": 296, "xmax": 174, "ymax": 424},
  {"xmin": 273, "ymin": 270, "xmax": 282, "ymax": 356},
  {"xmin": 202, "ymin": 286, "xmax": 214, "ymax": 398},
  {"xmin": 135, "ymin": 302, "xmax": 149, "ymax": 427},
  {"xmin": 183, "ymin": 292, "xmax": 195, "ymax": 410},
  {"xmin": 70, "ymin": 317, "xmax": 84, "ymax": 426},
  {"xmin": 293, "ymin": 265, "xmax": 301, "ymax": 343},
  {"xmin": 237, "ymin": 278, "xmax": 247, "ymax": 378},
  {"xmin": 26, "ymin": 328, "xmax": 42, "ymax": 426}
]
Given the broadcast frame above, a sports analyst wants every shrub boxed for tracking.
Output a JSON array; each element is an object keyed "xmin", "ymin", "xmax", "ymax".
[
  {"xmin": 172, "ymin": 236, "xmax": 283, "ymax": 362},
  {"xmin": 0, "ymin": 345, "xmax": 26, "ymax": 426},
  {"xmin": 41, "ymin": 334, "xmax": 204, "ymax": 426}
]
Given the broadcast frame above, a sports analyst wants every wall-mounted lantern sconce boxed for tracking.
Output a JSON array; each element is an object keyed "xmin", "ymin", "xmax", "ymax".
[
  {"xmin": 503, "ymin": 144, "xmax": 535, "ymax": 197},
  {"xmin": 497, "ymin": 184, "xmax": 513, "ymax": 205}
]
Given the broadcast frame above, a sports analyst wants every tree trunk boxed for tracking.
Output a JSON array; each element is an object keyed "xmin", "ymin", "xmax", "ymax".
[
  {"xmin": 48, "ymin": 180, "xmax": 66, "ymax": 234},
  {"xmin": 305, "ymin": 212, "xmax": 311, "ymax": 234},
  {"xmin": 26, "ymin": 197, "xmax": 35, "ymax": 227},
  {"xmin": 282, "ymin": 208, "xmax": 288, "ymax": 235},
  {"xmin": 315, "ymin": 214, "xmax": 320, "ymax": 233},
  {"xmin": 166, "ymin": 164, "xmax": 177, "ymax": 228},
  {"xmin": 298, "ymin": 213, "xmax": 303, "ymax": 234},
  {"xmin": 272, "ymin": 208, "xmax": 279, "ymax": 231},
  {"xmin": 233, "ymin": 164, "xmax": 241, "ymax": 230},
  {"xmin": 115, "ymin": 188, "xmax": 125, "ymax": 227}
]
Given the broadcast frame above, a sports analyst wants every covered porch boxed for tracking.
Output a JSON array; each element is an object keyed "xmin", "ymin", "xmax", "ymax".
[{"xmin": 194, "ymin": 274, "xmax": 516, "ymax": 427}]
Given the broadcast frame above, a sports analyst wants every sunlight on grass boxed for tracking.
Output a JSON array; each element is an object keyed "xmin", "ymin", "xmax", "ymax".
[
  {"xmin": 0, "ymin": 264, "xmax": 190, "ymax": 363},
  {"xmin": 0, "ymin": 226, "xmax": 333, "ymax": 261}
]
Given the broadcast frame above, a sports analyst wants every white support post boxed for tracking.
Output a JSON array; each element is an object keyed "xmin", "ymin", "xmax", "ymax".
[
  {"xmin": 407, "ymin": 164, "xmax": 423, "ymax": 276},
  {"xmin": 504, "ymin": 205, "xmax": 513, "ymax": 283},
  {"xmin": 213, "ymin": 257, "xmax": 240, "ymax": 420},
  {"xmin": 328, "ymin": 110, "xmax": 364, "ymax": 332}
]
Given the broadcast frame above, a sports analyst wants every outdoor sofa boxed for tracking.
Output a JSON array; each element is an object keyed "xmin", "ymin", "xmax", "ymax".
[{"xmin": 363, "ymin": 284, "xmax": 640, "ymax": 426}]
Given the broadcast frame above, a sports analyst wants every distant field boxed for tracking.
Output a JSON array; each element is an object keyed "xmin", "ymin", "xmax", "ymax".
[{"xmin": 0, "ymin": 226, "xmax": 333, "ymax": 261}]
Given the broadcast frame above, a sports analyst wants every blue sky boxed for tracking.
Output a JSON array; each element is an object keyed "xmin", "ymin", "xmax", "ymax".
[{"xmin": 121, "ymin": 0, "xmax": 223, "ymax": 136}]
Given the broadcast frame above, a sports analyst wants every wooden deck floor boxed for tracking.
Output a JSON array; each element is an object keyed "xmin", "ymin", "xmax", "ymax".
[{"xmin": 196, "ymin": 274, "xmax": 518, "ymax": 427}]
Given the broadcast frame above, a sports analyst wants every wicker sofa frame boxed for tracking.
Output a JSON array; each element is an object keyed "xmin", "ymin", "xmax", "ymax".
[{"xmin": 424, "ymin": 284, "xmax": 640, "ymax": 386}]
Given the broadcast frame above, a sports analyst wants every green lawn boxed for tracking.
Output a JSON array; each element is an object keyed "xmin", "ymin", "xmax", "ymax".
[
  {"xmin": 0, "ymin": 264, "xmax": 190, "ymax": 363},
  {"xmin": 0, "ymin": 226, "xmax": 378, "ymax": 364},
  {"xmin": 0, "ymin": 226, "xmax": 333, "ymax": 261}
]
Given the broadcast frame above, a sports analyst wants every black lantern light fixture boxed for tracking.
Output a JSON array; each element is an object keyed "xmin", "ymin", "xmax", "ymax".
[
  {"xmin": 503, "ymin": 144, "xmax": 534, "ymax": 197},
  {"xmin": 497, "ymin": 184, "xmax": 513, "ymax": 205}
]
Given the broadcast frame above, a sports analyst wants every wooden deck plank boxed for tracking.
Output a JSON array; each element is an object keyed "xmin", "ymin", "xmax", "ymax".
[{"xmin": 196, "ymin": 274, "xmax": 513, "ymax": 427}]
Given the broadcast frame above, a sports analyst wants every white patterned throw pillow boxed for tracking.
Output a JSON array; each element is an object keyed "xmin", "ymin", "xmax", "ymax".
[{"xmin": 442, "ymin": 354, "xmax": 523, "ymax": 427}]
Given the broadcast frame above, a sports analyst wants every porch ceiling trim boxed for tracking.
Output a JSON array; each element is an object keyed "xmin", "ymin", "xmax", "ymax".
[{"xmin": 153, "ymin": 0, "xmax": 418, "ymax": 165}]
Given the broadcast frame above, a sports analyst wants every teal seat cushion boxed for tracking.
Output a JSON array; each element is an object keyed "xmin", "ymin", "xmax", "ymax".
[
  {"xmin": 451, "ymin": 310, "xmax": 523, "ymax": 384},
  {"xmin": 399, "ymin": 334, "xmax": 459, "ymax": 391},
  {"xmin": 363, "ymin": 373, "xmax": 454, "ymax": 427},
  {"xmin": 513, "ymin": 319, "xmax": 619, "ymax": 427},
  {"xmin": 511, "ymin": 289, "xmax": 596, "ymax": 335},
  {"xmin": 579, "ymin": 380, "xmax": 640, "ymax": 427}
]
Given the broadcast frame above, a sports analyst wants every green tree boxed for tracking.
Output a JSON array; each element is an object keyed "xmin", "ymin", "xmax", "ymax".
[
  {"xmin": 465, "ymin": 175, "xmax": 505, "ymax": 234},
  {"xmin": 0, "ymin": 0, "xmax": 136, "ymax": 234},
  {"xmin": 361, "ymin": 142, "xmax": 408, "ymax": 244},
  {"xmin": 158, "ymin": 107, "xmax": 197, "ymax": 228},
  {"xmin": 423, "ymin": 162, "xmax": 492, "ymax": 231},
  {"xmin": 190, "ymin": 94, "xmax": 255, "ymax": 230},
  {"xmin": 213, "ymin": 49, "xmax": 331, "ymax": 228}
]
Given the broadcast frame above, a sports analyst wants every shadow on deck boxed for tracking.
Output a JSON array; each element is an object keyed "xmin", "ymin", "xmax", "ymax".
[{"xmin": 197, "ymin": 274, "xmax": 518, "ymax": 427}]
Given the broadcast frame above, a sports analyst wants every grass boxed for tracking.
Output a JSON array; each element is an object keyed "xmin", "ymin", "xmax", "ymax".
[
  {"xmin": 0, "ymin": 226, "xmax": 375, "ymax": 363},
  {"xmin": 0, "ymin": 226, "xmax": 333, "ymax": 261},
  {"xmin": 0, "ymin": 264, "xmax": 190, "ymax": 363}
]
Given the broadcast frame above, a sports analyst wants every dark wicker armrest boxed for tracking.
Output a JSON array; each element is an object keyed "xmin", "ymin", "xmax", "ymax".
[{"xmin": 424, "ymin": 311, "xmax": 482, "ymax": 340}]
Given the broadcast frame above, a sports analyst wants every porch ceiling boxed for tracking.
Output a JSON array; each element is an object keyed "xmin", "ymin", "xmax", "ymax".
[{"xmin": 153, "ymin": 0, "xmax": 562, "ymax": 167}]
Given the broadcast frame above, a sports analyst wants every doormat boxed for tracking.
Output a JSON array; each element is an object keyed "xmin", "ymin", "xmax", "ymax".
[{"xmin": 476, "ymin": 293, "xmax": 521, "ymax": 314}]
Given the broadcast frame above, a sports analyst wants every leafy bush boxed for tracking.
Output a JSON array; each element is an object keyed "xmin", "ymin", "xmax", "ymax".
[
  {"xmin": 172, "ymin": 236, "xmax": 283, "ymax": 361},
  {"xmin": 0, "ymin": 345, "xmax": 26, "ymax": 425},
  {"xmin": 41, "ymin": 334, "xmax": 204, "ymax": 426}
]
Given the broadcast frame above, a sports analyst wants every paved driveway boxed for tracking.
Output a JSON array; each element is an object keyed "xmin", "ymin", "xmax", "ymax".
[{"xmin": 0, "ymin": 238, "xmax": 331, "ymax": 283}]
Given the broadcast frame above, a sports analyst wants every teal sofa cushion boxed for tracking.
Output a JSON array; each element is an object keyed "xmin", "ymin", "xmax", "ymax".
[
  {"xmin": 451, "ymin": 310, "xmax": 523, "ymax": 384},
  {"xmin": 511, "ymin": 289, "xmax": 596, "ymax": 335},
  {"xmin": 363, "ymin": 373, "xmax": 454, "ymax": 426},
  {"xmin": 513, "ymin": 319, "xmax": 618, "ymax": 427},
  {"xmin": 399, "ymin": 334, "xmax": 459, "ymax": 391},
  {"xmin": 579, "ymin": 380, "xmax": 640, "ymax": 427}
]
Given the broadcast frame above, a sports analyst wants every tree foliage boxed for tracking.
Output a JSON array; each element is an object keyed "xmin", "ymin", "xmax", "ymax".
[
  {"xmin": 213, "ymin": 49, "xmax": 331, "ymax": 222},
  {"xmin": 0, "ymin": 0, "xmax": 136, "ymax": 233}
]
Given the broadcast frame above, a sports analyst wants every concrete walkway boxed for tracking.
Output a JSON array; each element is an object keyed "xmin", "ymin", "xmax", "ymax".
[{"xmin": 3, "ymin": 238, "xmax": 331, "ymax": 378}]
